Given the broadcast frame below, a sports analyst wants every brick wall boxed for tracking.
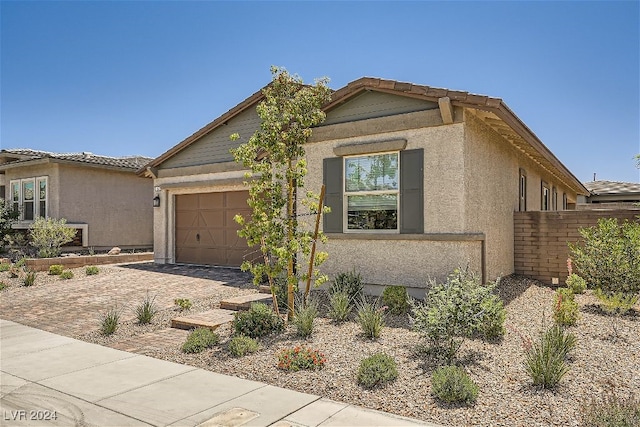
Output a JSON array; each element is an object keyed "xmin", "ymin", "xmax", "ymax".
[{"xmin": 514, "ymin": 209, "xmax": 640, "ymax": 284}]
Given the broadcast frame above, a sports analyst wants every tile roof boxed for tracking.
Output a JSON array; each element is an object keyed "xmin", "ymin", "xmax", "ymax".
[
  {"xmin": 0, "ymin": 149, "xmax": 152, "ymax": 170},
  {"xmin": 584, "ymin": 180, "xmax": 640, "ymax": 195}
]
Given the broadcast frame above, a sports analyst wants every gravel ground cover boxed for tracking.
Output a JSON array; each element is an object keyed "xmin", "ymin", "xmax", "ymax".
[{"xmin": 1, "ymin": 266, "xmax": 638, "ymax": 426}]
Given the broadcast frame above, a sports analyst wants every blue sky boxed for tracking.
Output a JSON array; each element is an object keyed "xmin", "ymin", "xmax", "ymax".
[{"xmin": 1, "ymin": 1, "xmax": 638, "ymax": 183}]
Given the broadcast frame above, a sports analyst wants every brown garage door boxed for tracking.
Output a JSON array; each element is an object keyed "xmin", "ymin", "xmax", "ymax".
[{"xmin": 175, "ymin": 191, "xmax": 253, "ymax": 267}]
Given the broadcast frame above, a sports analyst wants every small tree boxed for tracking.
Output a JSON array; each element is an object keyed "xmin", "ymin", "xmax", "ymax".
[
  {"xmin": 29, "ymin": 217, "xmax": 77, "ymax": 258},
  {"xmin": 568, "ymin": 218, "xmax": 640, "ymax": 297},
  {"xmin": 0, "ymin": 199, "xmax": 19, "ymax": 252},
  {"xmin": 231, "ymin": 67, "xmax": 332, "ymax": 319}
]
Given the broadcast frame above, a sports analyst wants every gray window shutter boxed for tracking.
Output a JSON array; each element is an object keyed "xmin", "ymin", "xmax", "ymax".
[
  {"xmin": 400, "ymin": 149, "xmax": 424, "ymax": 234},
  {"xmin": 323, "ymin": 157, "xmax": 343, "ymax": 233}
]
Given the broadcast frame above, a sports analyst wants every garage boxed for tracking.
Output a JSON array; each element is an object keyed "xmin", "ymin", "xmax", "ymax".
[{"xmin": 175, "ymin": 191, "xmax": 253, "ymax": 267}]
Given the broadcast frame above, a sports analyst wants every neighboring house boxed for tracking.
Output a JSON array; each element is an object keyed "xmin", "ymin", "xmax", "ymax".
[
  {"xmin": 579, "ymin": 180, "xmax": 640, "ymax": 209},
  {"xmin": 0, "ymin": 149, "xmax": 154, "ymax": 250},
  {"xmin": 139, "ymin": 78, "xmax": 589, "ymax": 291}
]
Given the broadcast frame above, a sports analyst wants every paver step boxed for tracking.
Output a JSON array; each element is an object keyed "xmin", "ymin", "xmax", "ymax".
[
  {"xmin": 259, "ymin": 285, "xmax": 271, "ymax": 294},
  {"xmin": 220, "ymin": 293, "xmax": 272, "ymax": 311},
  {"xmin": 171, "ymin": 309, "xmax": 237, "ymax": 330}
]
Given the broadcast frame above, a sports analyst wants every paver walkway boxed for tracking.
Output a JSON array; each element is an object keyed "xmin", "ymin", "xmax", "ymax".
[{"xmin": 0, "ymin": 263, "xmax": 256, "ymax": 336}]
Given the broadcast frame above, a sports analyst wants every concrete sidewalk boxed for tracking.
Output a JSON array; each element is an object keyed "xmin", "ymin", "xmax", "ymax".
[{"xmin": 1, "ymin": 320, "xmax": 439, "ymax": 427}]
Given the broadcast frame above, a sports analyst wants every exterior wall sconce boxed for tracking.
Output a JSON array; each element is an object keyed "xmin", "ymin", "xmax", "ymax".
[{"xmin": 153, "ymin": 195, "xmax": 160, "ymax": 208}]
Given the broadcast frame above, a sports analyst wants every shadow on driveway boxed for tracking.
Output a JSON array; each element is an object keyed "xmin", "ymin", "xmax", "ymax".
[{"xmin": 118, "ymin": 262, "xmax": 253, "ymax": 287}]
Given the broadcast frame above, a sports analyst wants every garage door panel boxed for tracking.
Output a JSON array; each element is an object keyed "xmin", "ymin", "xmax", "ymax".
[{"xmin": 175, "ymin": 191, "xmax": 252, "ymax": 267}]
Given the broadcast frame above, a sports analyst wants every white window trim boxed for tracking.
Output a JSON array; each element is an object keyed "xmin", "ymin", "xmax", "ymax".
[
  {"xmin": 343, "ymin": 151, "xmax": 400, "ymax": 234},
  {"xmin": 9, "ymin": 176, "xmax": 48, "ymax": 221}
]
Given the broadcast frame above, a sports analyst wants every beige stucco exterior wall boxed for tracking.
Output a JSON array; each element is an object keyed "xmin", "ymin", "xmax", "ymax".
[
  {"xmin": 302, "ymin": 111, "xmax": 483, "ymax": 288},
  {"xmin": 57, "ymin": 164, "xmax": 153, "ymax": 248},
  {"xmin": 462, "ymin": 111, "xmax": 579, "ymax": 280}
]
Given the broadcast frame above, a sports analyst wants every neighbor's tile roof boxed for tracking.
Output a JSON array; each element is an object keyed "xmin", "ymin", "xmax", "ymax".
[
  {"xmin": 584, "ymin": 180, "xmax": 640, "ymax": 195},
  {"xmin": 0, "ymin": 149, "xmax": 152, "ymax": 170}
]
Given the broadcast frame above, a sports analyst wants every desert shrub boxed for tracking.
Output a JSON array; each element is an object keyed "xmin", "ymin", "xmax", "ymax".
[
  {"xmin": 182, "ymin": 327, "xmax": 219, "ymax": 353},
  {"xmin": 277, "ymin": 346, "xmax": 325, "ymax": 371},
  {"xmin": 0, "ymin": 263, "xmax": 10, "ymax": 272},
  {"xmin": 357, "ymin": 353, "xmax": 398, "ymax": 388},
  {"xmin": 135, "ymin": 292, "xmax": 158, "ymax": 325},
  {"xmin": 330, "ymin": 270, "xmax": 364, "ymax": 301},
  {"xmin": 48, "ymin": 264, "xmax": 64, "ymax": 275},
  {"xmin": 595, "ymin": 288, "xmax": 638, "ymax": 316},
  {"xmin": 59, "ymin": 270, "xmax": 74, "ymax": 280},
  {"xmin": 581, "ymin": 394, "xmax": 640, "ymax": 427},
  {"xmin": 22, "ymin": 271, "xmax": 36, "ymax": 287},
  {"xmin": 100, "ymin": 307, "xmax": 120, "ymax": 336},
  {"xmin": 553, "ymin": 288, "xmax": 579, "ymax": 326},
  {"xmin": 525, "ymin": 324, "xmax": 576, "ymax": 389},
  {"xmin": 0, "ymin": 199, "xmax": 19, "ymax": 252},
  {"xmin": 85, "ymin": 266, "xmax": 99, "ymax": 275},
  {"xmin": 411, "ymin": 268, "xmax": 506, "ymax": 363},
  {"xmin": 28, "ymin": 217, "xmax": 77, "ymax": 258},
  {"xmin": 293, "ymin": 300, "xmax": 318, "ymax": 338},
  {"xmin": 9, "ymin": 265, "xmax": 22, "ymax": 278},
  {"xmin": 174, "ymin": 298, "xmax": 193, "ymax": 311},
  {"xmin": 431, "ymin": 365, "xmax": 479, "ymax": 405},
  {"xmin": 569, "ymin": 218, "xmax": 640, "ymax": 296},
  {"xmin": 565, "ymin": 273, "xmax": 586, "ymax": 294},
  {"xmin": 356, "ymin": 299, "xmax": 385, "ymax": 339},
  {"xmin": 232, "ymin": 302, "xmax": 284, "ymax": 338},
  {"xmin": 328, "ymin": 291, "xmax": 352, "ymax": 322},
  {"xmin": 228, "ymin": 335, "xmax": 260, "ymax": 357},
  {"xmin": 382, "ymin": 285, "xmax": 409, "ymax": 315},
  {"xmin": 0, "ymin": 281, "xmax": 7, "ymax": 291}
]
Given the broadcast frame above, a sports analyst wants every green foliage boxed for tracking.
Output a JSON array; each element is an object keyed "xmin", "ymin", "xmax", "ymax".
[
  {"xmin": 382, "ymin": 285, "xmax": 409, "ymax": 315},
  {"xmin": 232, "ymin": 302, "xmax": 284, "ymax": 338},
  {"xmin": 569, "ymin": 218, "xmax": 640, "ymax": 296},
  {"xmin": 228, "ymin": 335, "xmax": 260, "ymax": 357},
  {"xmin": 22, "ymin": 271, "xmax": 36, "ymax": 287},
  {"xmin": 277, "ymin": 346, "xmax": 326, "ymax": 371},
  {"xmin": 595, "ymin": 288, "xmax": 638, "ymax": 316},
  {"xmin": 293, "ymin": 300, "xmax": 318, "ymax": 338},
  {"xmin": 411, "ymin": 268, "xmax": 506, "ymax": 363},
  {"xmin": 357, "ymin": 353, "xmax": 398, "ymax": 388},
  {"xmin": 85, "ymin": 266, "xmax": 99, "ymax": 275},
  {"xmin": 0, "ymin": 199, "xmax": 19, "ymax": 251},
  {"xmin": 135, "ymin": 292, "xmax": 158, "ymax": 325},
  {"xmin": 330, "ymin": 270, "xmax": 364, "ymax": 301},
  {"xmin": 100, "ymin": 307, "xmax": 120, "ymax": 336},
  {"xmin": 0, "ymin": 281, "xmax": 7, "ymax": 291},
  {"xmin": 59, "ymin": 270, "xmax": 74, "ymax": 280},
  {"xmin": 431, "ymin": 365, "xmax": 479, "ymax": 405},
  {"xmin": 29, "ymin": 217, "xmax": 77, "ymax": 258},
  {"xmin": 356, "ymin": 299, "xmax": 385, "ymax": 339},
  {"xmin": 524, "ymin": 324, "xmax": 576, "ymax": 389},
  {"xmin": 182, "ymin": 327, "xmax": 219, "ymax": 353},
  {"xmin": 0, "ymin": 263, "xmax": 10, "ymax": 272},
  {"xmin": 581, "ymin": 394, "xmax": 640, "ymax": 427},
  {"xmin": 328, "ymin": 291, "xmax": 352, "ymax": 322},
  {"xmin": 230, "ymin": 66, "xmax": 332, "ymax": 319},
  {"xmin": 565, "ymin": 273, "xmax": 586, "ymax": 294},
  {"xmin": 174, "ymin": 298, "xmax": 193, "ymax": 311},
  {"xmin": 48, "ymin": 264, "xmax": 64, "ymax": 275},
  {"xmin": 553, "ymin": 288, "xmax": 579, "ymax": 326}
]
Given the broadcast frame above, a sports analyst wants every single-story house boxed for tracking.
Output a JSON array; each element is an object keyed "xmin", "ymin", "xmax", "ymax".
[
  {"xmin": 578, "ymin": 180, "xmax": 640, "ymax": 209},
  {"xmin": 139, "ymin": 77, "xmax": 589, "ymax": 291},
  {"xmin": 0, "ymin": 149, "xmax": 154, "ymax": 250}
]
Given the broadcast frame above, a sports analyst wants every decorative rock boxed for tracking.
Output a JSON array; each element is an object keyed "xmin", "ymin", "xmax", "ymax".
[{"xmin": 107, "ymin": 247, "xmax": 121, "ymax": 255}]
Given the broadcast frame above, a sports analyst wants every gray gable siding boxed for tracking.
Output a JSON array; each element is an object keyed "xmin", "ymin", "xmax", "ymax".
[
  {"xmin": 160, "ymin": 108, "xmax": 261, "ymax": 169},
  {"xmin": 321, "ymin": 91, "xmax": 438, "ymax": 126}
]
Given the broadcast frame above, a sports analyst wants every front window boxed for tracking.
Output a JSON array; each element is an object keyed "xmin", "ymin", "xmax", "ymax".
[
  {"xmin": 344, "ymin": 152, "xmax": 399, "ymax": 231},
  {"xmin": 519, "ymin": 169, "xmax": 527, "ymax": 211},
  {"xmin": 9, "ymin": 177, "xmax": 48, "ymax": 220},
  {"xmin": 562, "ymin": 193, "xmax": 568, "ymax": 210},
  {"xmin": 552, "ymin": 186, "xmax": 557, "ymax": 211},
  {"xmin": 541, "ymin": 181, "xmax": 550, "ymax": 211}
]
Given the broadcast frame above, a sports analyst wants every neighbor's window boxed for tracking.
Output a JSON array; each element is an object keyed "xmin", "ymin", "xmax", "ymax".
[
  {"xmin": 541, "ymin": 181, "xmax": 550, "ymax": 211},
  {"xmin": 519, "ymin": 169, "xmax": 527, "ymax": 211},
  {"xmin": 9, "ymin": 177, "xmax": 48, "ymax": 220},
  {"xmin": 344, "ymin": 152, "xmax": 399, "ymax": 231}
]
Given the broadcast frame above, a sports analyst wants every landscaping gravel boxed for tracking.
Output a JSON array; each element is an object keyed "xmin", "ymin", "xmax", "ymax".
[{"xmin": 2, "ymin": 267, "xmax": 638, "ymax": 426}]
